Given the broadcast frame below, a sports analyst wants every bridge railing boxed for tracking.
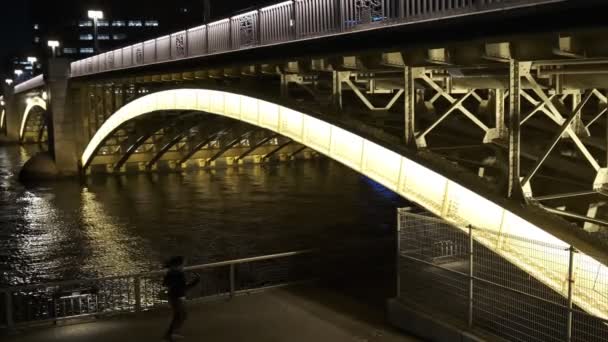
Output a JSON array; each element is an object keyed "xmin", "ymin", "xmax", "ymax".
[
  {"xmin": 0, "ymin": 250, "xmax": 315, "ymax": 330},
  {"xmin": 69, "ymin": 0, "xmax": 561, "ymax": 78}
]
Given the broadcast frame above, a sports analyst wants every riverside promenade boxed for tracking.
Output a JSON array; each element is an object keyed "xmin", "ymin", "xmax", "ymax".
[{"xmin": 2, "ymin": 286, "xmax": 421, "ymax": 342}]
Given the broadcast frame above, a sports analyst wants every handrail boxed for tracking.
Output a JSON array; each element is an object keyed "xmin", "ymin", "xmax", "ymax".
[
  {"xmin": 68, "ymin": 0, "xmax": 565, "ymax": 78},
  {"xmin": 1, "ymin": 249, "xmax": 314, "ymax": 292},
  {"xmin": 1, "ymin": 249, "xmax": 316, "ymax": 330}
]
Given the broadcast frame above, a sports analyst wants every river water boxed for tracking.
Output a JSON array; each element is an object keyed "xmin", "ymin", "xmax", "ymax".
[{"xmin": 0, "ymin": 146, "xmax": 406, "ymax": 286}]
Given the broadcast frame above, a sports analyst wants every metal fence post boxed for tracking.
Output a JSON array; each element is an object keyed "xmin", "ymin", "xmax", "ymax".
[
  {"xmin": 566, "ymin": 246, "xmax": 575, "ymax": 342},
  {"xmin": 4, "ymin": 290, "xmax": 14, "ymax": 330},
  {"xmin": 229, "ymin": 264, "xmax": 236, "ymax": 298},
  {"xmin": 396, "ymin": 209, "xmax": 402, "ymax": 298},
  {"xmin": 134, "ymin": 276, "xmax": 142, "ymax": 312},
  {"xmin": 468, "ymin": 224, "xmax": 474, "ymax": 328}
]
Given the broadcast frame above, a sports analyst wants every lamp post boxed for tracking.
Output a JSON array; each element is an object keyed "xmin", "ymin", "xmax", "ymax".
[
  {"xmin": 48, "ymin": 40, "xmax": 60, "ymax": 58},
  {"xmin": 27, "ymin": 57, "xmax": 37, "ymax": 77},
  {"xmin": 88, "ymin": 10, "xmax": 104, "ymax": 54},
  {"xmin": 14, "ymin": 70, "xmax": 23, "ymax": 82},
  {"xmin": 5, "ymin": 79, "xmax": 13, "ymax": 86}
]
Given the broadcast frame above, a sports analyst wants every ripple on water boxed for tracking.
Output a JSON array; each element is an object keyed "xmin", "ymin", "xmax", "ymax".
[{"xmin": 0, "ymin": 146, "xmax": 406, "ymax": 285}]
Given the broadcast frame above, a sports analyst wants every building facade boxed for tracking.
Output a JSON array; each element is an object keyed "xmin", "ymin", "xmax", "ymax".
[{"xmin": 29, "ymin": 0, "xmax": 207, "ymax": 60}]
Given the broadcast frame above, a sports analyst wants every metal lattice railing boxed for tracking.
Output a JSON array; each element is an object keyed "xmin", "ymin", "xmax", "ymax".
[
  {"xmin": 67, "ymin": 0, "xmax": 563, "ymax": 78},
  {"xmin": 397, "ymin": 209, "xmax": 608, "ymax": 342},
  {"xmin": 0, "ymin": 250, "xmax": 315, "ymax": 330}
]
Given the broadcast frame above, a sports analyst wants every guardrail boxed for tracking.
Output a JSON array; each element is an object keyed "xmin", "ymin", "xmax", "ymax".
[
  {"xmin": 397, "ymin": 210, "xmax": 608, "ymax": 342},
  {"xmin": 0, "ymin": 250, "xmax": 315, "ymax": 330},
  {"xmin": 70, "ymin": 0, "xmax": 562, "ymax": 77}
]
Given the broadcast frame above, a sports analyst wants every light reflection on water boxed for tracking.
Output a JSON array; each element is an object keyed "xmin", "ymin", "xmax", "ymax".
[{"xmin": 0, "ymin": 146, "xmax": 406, "ymax": 286}]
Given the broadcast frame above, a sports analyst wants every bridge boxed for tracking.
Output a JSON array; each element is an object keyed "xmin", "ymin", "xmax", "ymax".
[{"xmin": 2, "ymin": 0, "xmax": 608, "ymax": 340}]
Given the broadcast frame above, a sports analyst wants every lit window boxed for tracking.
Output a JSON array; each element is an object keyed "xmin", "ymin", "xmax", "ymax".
[
  {"xmin": 63, "ymin": 48, "xmax": 77, "ymax": 54},
  {"xmin": 128, "ymin": 20, "xmax": 142, "ymax": 27},
  {"xmin": 25, "ymin": 66, "xmax": 33, "ymax": 70},
  {"xmin": 98, "ymin": 34, "xmax": 110, "ymax": 40},
  {"xmin": 79, "ymin": 20, "xmax": 93, "ymax": 27},
  {"xmin": 33, "ymin": 24, "xmax": 39, "ymax": 30},
  {"xmin": 97, "ymin": 20, "xmax": 109, "ymax": 27},
  {"xmin": 80, "ymin": 48, "xmax": 94, "ymax": 54},
  {"xmin": 113, "ymin": 34, "xmax": 127, "ymax": 40},
  {"xmin": 145, "ymin": 20, "xmax": 159, "ymax": 27},
  {"xmin": 79, "ymin": 34, "xmax": 94, "ymax": 41},
  {"xmin": 112, "ymin": 21, "xmax": 126, "ymax": 27}
]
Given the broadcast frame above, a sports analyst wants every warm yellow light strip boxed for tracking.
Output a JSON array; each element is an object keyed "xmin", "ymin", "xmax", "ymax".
[
  {"xmin": 80, "ymin": 89, "xmax": 608, "ymax": 319},
  {"xmin": 0, "ymin": 109, "xmax": 5, "ymax": 130},
  {"xmin": 19, "ymin": 97, "xmax": 47, "ymax": 140}
]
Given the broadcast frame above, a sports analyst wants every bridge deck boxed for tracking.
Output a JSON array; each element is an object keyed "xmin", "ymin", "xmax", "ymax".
[{"xmin": 1, "ymin": 286, "xmax": 419, "ymax": 342}]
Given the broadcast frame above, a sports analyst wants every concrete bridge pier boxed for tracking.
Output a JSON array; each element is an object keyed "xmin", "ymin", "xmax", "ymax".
[
  {"xmin": 47, "ymin": 59, "xmax": 81, "ymax": 176},
  {"xmin": 2, "ymin": 86, "xmax": 19, "ymax": 143}
]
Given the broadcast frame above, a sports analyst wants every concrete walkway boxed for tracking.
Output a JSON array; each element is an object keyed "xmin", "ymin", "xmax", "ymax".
[{"xmin": 2, "ymin": 286, "xmax": 422, "ymax": 342}]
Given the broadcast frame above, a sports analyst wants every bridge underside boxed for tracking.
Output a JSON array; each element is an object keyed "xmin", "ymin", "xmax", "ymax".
[
  {"xmin": 21, "ymin": 106, "xmax": 48, "ymax": 145},
  {"xmin": 36, "ymin": 15, "xmax": 608, "ymax": 321},
  {"xmin": 87, "ymin": 111, "xmax": 316, "ymax": 174}
]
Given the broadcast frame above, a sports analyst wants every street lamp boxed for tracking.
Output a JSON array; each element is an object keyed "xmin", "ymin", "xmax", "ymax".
[
  {"xmin": 5, "ymin": 79, "xmax": 13, "ymax": 86},
  {"xmin": 14, "ymin": 70, "xmax": 23, "ymax": 78},
  {"xmin": 48, "ymin": 40, "xmax": 60, "ymax": 58},
  {"xmin": 27, "ymin": 57, "xmax": 37, "ymax": 64},
  {"xmin": 88, "ymin": 10, "xmax": 104, "ymax": 54}
]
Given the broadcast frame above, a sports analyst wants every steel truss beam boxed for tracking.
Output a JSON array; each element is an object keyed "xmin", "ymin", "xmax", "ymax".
[
  {"xmin": 533, "ymin": 191, "xmax": 597, "ymax": 201},
  {"xmin": 520, "ymin": 92, "xmax": 555, "ymax": 125},
  {"xmin": 416, "ymin": 73, "xmax": 490, "ymax": 146},
  {"xmin": 289, "ymin": 145, "xmax": 308, "ymax": 159},
  {"xmin": 508, "ymin": 60, "xmax": 523, "ymax": 199},
  {"xmin": 339, "ymin": 72, "xmax": 404, "ymax": 111},
  {"xmin": 235, "ymin": 134, "xmax": 279, "ymax": 162},
  {"xmin": 404, "ymin": 66, "xmax": 416, "ymax": 146},
  {"xmin": 524, "ymin": 74, "xmax": 601, "ymax": 172},
  {"xmin": 416, "ymin": 90, "xmax": 476, "ymax": 146},
  {"xmin": 587, "ymin": 89, "xmax": 608, "ymax": 129},
  {"xmin": 177, "ymin": 126, "xmax": 236, "ymax": 165},
  {"xmin": 541, "ymin": 205, "xmax": 608, "ymax": 227},
  {"xmin": 110, "ymin": 114, "xmax": 192, "ymax": 171},
  {"xmin": 262, "ymin": 140, "xmax": 294, "ymax": 161},
  {"xmin": 205, "ymin": 130, "xmax": 260, "ymax": 165},
  {"xmin": 145, "ymin": 118, "xmax": 214, "ymax": 170},
  {"xmin": 522, "ymin": 91, "xmax": 594, "ymax": 187}
]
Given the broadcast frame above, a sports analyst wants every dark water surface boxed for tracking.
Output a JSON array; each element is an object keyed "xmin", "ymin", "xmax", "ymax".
[{"xmin": 0, "ymin": 146, "xmax": 406, "ymax": 286}]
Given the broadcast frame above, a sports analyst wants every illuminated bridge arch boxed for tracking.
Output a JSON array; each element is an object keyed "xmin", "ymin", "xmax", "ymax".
[
  {"xmin": 0, "ymin": 108, "xmax": 5, "ymax": 131},
  {"xmin": 20, "ymin": 96, "xmax": 48, "ymax": 143},
  {"xmin": 81, "ymin": 88, "xmax": 608, "ymax": 320}
]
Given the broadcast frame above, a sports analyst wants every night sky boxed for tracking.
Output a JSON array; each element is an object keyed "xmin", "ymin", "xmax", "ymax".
[
  {"xmin": 0, "ymin": 1, "xmax": 29, "ymax": 63},
  {"xmin": 0, "ymin": 1, "xmax": 276, "ymax": 77}
]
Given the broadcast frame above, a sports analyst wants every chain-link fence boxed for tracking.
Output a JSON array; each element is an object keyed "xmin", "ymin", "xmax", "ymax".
[{"xmin": 397, "ymin": 209, "xmax": 608, "ymax": 342}]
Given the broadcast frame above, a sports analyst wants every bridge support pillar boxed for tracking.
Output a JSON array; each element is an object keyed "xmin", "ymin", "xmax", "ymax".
[
  {"xmin": 3, "ymin": 87, "xmax": 20, "ymax": 142},
  {"xmin": 48, "ymin": 59, "xmax": 82, "ymax": 176},
  {"xmin": 508, "ymin": 60, "xmax": 525, "ymax": 200},
  {"xmin": 404, "ymin": 66, "xmax": 416, "ymax": 146}
]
